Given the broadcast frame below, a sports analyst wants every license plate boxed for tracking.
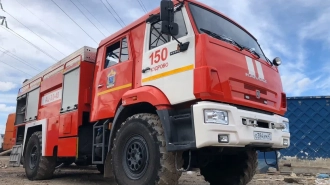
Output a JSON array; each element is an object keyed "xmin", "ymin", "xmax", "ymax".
[{"xmin": 254, "ymin": 131, "xmax": 272, "ymax": 141}]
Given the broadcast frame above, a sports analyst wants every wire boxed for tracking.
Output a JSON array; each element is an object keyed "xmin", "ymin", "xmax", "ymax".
[
  {"xmin": 0, "ymin": 47, "xmax": 41, "ymax": 71},
  {"xmin": 140, "ymin": 0, "xmax": 148, "ymax": 12},
  {"xmin": 14, "ymin": 0, "xmax": 77, "ymax": 49},
  {"xmin": 137, "ymin": 0, "xmax": 147, "ymax": 13},
  {"xmin": 0, "ymin": 26, "xmax": 58, "ymax": 61},
  {"xmin": 50, "ymin": 0, "xmax": 98, "ymax": 44},
  {"xmin": 75, "ymin": 0, "xmax": 112, "ymax": 34},
  {"xmin": 99, "ymin": 0, "xmax": 124, "ymax": 28},
  {"xmin": 0, "ymin": 59, "xmax": 33, "ymax": 77},
  {"xmin": 69, "ymin": 0, "xmax": 106, "ymax": 37},
  {"xmin": 3, "ymin": 10, "xmax": 67, "ymax": 56},
  {"xmin": 104, "ymin": 0, "xmax": 126, "ymax": 26}
]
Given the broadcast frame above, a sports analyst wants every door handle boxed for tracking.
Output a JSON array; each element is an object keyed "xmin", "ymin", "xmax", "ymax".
[
  {"xmin": 98, "ymin": 84, "xmax": 103, "ymax": 88},
  {"xmin": 142, "ymin": 67, "xmax": 151, "ymax": 73}
]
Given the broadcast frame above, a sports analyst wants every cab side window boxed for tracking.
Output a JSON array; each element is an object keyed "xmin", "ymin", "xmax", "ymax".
[
  {"xmin": 149, "ymin": 10, "xmax": 188, "ymax": 50},
  {"xmin": 104, "ymin": 37, "xmax": 129, "ymax": 69},
  {"xmin": 173, "ymin": 10, "xmax": 188, "ymax": 39},
  {"xmin": 149, "ymin": 22, "xmax": 170, "ymax": 50}
]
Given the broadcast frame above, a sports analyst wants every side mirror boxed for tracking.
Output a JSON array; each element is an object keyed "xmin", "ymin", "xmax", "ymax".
[
  {"xmin": 272, "ymin": 57, "xmax": 282, "ymax": 66},
  {"xmin": 160, "ymin": 0, "xmax": 174, "ymax": 22},
  {"xmin": 160, "ymin": 0, "xmax": 179, "ymax": 36}
]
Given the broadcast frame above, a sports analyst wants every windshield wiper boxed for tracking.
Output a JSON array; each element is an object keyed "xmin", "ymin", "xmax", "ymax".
[
  {"xmin": 245, "ymin": 48, "xmax": 260, "ymax": 59},
  {"xmin": 200, "ymin": 28, "xmax": 264, "ymax": 60},
  {"xmin": 200, "ymin": 28, "xmax": 244, "ymax": 51}
]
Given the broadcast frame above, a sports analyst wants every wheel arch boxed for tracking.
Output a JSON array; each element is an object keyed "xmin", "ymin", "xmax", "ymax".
[
  {"xmin": 121, "ymin": 85, "xmax": 171, "ymax": 107},
  {"xmin": 23, "ymin": 125, "xmax": 42, "ymax": 158}
]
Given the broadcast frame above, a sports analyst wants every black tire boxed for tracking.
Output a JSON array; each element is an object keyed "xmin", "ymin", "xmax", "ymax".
[
  {"xmin": 24, "ymin": 131, "xmax": 57, "ymax": 180},
  {"xmin": 111, "ymin": 113, "xmax": 183, "ymax": 185},
  {"xmin": 97, "ymin": 164, "xmax": 104, "ymax": 174},
  {"xmin": 75, "ymin": 161, "xmax": 89, "ymax": 166},
  {"xmin": 200, "ymin": 150, "xmax": 258, "ymax": 185},
  {"xmin": 20, "ymin": 156, "xmax": 24, "ymax": 165}
]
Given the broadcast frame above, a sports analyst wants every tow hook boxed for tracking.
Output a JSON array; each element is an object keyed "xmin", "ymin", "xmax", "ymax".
[
  {"xmin": 175, "ymin": 150, "xmax": 191, "ymax": 172},
  {"xmin": 243, "ymin": 118, "xmax": 258, "ymax": 127}
]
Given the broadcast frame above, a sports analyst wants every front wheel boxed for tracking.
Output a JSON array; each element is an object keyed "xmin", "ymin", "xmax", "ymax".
[
  {"xmin": 200, "ymin": 150, "xmax": 258, "ymax": 185},
  {"xmin": 111, "ymin": 113, "xmax": 183, "ymax": 185},
  {"xmin": 24, "ymin": 131, "xmax": 57, "ymax": 180}
]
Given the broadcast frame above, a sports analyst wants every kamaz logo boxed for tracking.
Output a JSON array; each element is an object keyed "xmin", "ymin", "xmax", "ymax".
[{"xmin": 245, "ymin": 56, "xmax": 267, "ymax": 83}]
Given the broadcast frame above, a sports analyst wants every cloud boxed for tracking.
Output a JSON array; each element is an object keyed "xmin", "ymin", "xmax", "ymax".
[
  {"xmin": 0, "ymin": 81, "xmax": 16, "ymax": 92},
  {"xmin": 0, "ymin": 124, "xmax": 5, "ymax": 134},
  {"xmin": 0, "ymin": 104, "xmax": 16, "ymax": 112},
  {"xmin": 299, "ymin": 7, "xmax": 330, "ymax": 48},
  {"xmin": 0, "ymin": 94, "xmax": 17, "ymax": 104}
]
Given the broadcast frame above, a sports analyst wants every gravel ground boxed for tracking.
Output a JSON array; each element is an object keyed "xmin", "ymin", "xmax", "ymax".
[{"xmin": 0, "ymin": 156, "xmax": 321, "ymax": 185}]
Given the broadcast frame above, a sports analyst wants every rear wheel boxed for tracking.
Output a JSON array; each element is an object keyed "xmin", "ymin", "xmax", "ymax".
[
  {"xmin": 24, "ymin": 131, "xmax": 57, "ymax": 180},
  {"xmin": 111, "ymin": 113, "xmax": 183, "ymax": 185},
  {"xmin": 200, "ymin": 150, "xmax": 257, "ymax": 185}
]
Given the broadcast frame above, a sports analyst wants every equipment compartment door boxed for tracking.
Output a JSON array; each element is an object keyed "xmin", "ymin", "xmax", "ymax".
[{"xmin": 93, "ymin": 35, "xmax": 133, "ymax": 120}]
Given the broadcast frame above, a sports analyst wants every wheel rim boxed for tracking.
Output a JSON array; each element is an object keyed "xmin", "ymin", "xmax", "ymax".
[
  {"xmin": 29, "ymin": 145, "xmax": 38, "ymax": 170},
  {"xmin": 122, "ymin": 135, "xmax": 149, "ymax": 180}
]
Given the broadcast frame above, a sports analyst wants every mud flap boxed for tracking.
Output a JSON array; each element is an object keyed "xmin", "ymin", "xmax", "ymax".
[
  {"xmin": 257, "ymin": 151, "xmax": 279, "ymax": 173},
  {"xmin": 103, "ymin": 152, "xmax": 114, "ymax": 178},
  {"xmin": 9, "ymin": 144, "xmax": 23, "ymax": 167}
]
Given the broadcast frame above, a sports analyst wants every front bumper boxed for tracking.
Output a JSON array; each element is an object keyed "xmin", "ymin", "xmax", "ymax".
[{"xmin": 192, "ymin": 101, "xmax": 290, "ymax": 149}]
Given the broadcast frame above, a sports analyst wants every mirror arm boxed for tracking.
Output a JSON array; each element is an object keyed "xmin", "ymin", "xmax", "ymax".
[
  {"xmin": 167, "ymin": 25, "xmax": 189, "ymax": 52},
  {"xmin": 166, "ymin": 7, "xmax": 189, "ymax": 52}
]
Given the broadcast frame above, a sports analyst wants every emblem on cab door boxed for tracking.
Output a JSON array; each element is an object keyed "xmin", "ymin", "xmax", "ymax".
[
  {"xmin": 256, "ymin": 90, "xmax": 261, "ymax": 99},
  {"xmin": 107, "ymin": 69, "xmax": 116, "ymax": 88}
]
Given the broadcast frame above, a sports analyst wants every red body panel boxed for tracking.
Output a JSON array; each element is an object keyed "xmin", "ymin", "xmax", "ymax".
[
  {"xmin": 57, "ymin": 137, "xmax": 77, "ymax": 157},
  {"xmin": 192, "ymin": 28, "xmax": 286, "ymax": 116},
  {"xmin": 91, "ymin": 33, "xmax": 134, "ymax": 121},
  {"xmin": 45, "ymin": 117, "xmax": 59, "ymax": 156}
]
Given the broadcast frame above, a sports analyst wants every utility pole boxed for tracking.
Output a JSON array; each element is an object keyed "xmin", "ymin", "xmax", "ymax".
[
  {"xmin": 0, "ymin": 0, "xmax": 8, "ymax": 28},
  {"xmin": 0, "ymin": 16, "xmax": 7, "ymax": 28}
]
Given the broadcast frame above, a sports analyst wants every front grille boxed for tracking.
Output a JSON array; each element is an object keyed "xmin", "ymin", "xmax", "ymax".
[
  {"xmin": 236, "ymin": 105, "xmax": 274, "ymax": 115},
  {"xmin": 256, "ymin": 121, "xmax": 269, "ymax": 128},
  {"xmin": 242, "ymin": 118, "xmax": 270, "ymax": 129}
]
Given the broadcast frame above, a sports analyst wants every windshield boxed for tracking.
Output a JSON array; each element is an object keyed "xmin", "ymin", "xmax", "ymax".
[{"xmin": 189, "ymin": 3, "xmax": 266, "ymax": 61}]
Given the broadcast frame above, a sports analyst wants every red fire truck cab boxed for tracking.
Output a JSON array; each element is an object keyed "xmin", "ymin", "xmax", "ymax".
[{"xmin": 11, "ymin": 0, "xmax": 290, "ymax": 184}]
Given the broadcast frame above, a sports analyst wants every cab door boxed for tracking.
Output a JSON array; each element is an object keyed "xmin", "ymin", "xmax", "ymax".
[
  {"xmin": 141, "ymin": 7, "xmax": 196, "ymax": 105},
  {"xmin": 92, "ymin": 35, "xmax": 133, "ymax": 120}
]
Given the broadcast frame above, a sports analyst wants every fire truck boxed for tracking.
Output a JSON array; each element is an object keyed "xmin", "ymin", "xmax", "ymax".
[{"xmin": 9, "ymin": 0, "xmax": 290, "ymax": 184}]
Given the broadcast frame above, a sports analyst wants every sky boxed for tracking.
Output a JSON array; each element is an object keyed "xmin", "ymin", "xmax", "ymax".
[{"xmin": 0, "ymin": 0, "xmax": 329, "ymax": 134}]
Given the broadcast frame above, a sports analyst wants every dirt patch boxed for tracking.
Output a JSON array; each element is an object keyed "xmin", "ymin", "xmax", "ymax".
[{"xmin": 0, "ymin": 156, "xmax": 321, "ymax": 185}]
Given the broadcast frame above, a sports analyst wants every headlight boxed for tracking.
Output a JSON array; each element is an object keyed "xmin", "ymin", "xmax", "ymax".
[
  {"xmin": 282, "ymin": 121, "xmax": 289, "ymax": 132},
  {"xmin": 204, "ymin": 109, "xmax": 228, "ymax": 125}
]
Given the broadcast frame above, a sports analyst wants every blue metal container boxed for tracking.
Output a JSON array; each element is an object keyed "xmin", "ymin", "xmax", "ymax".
[
  {"xmin": 280, "ymin": 96, "xmax": 330, "ymax": 159},
  {"xmin": 257, "ymin": 96, "xmax": 330, "ymax": 172}
]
